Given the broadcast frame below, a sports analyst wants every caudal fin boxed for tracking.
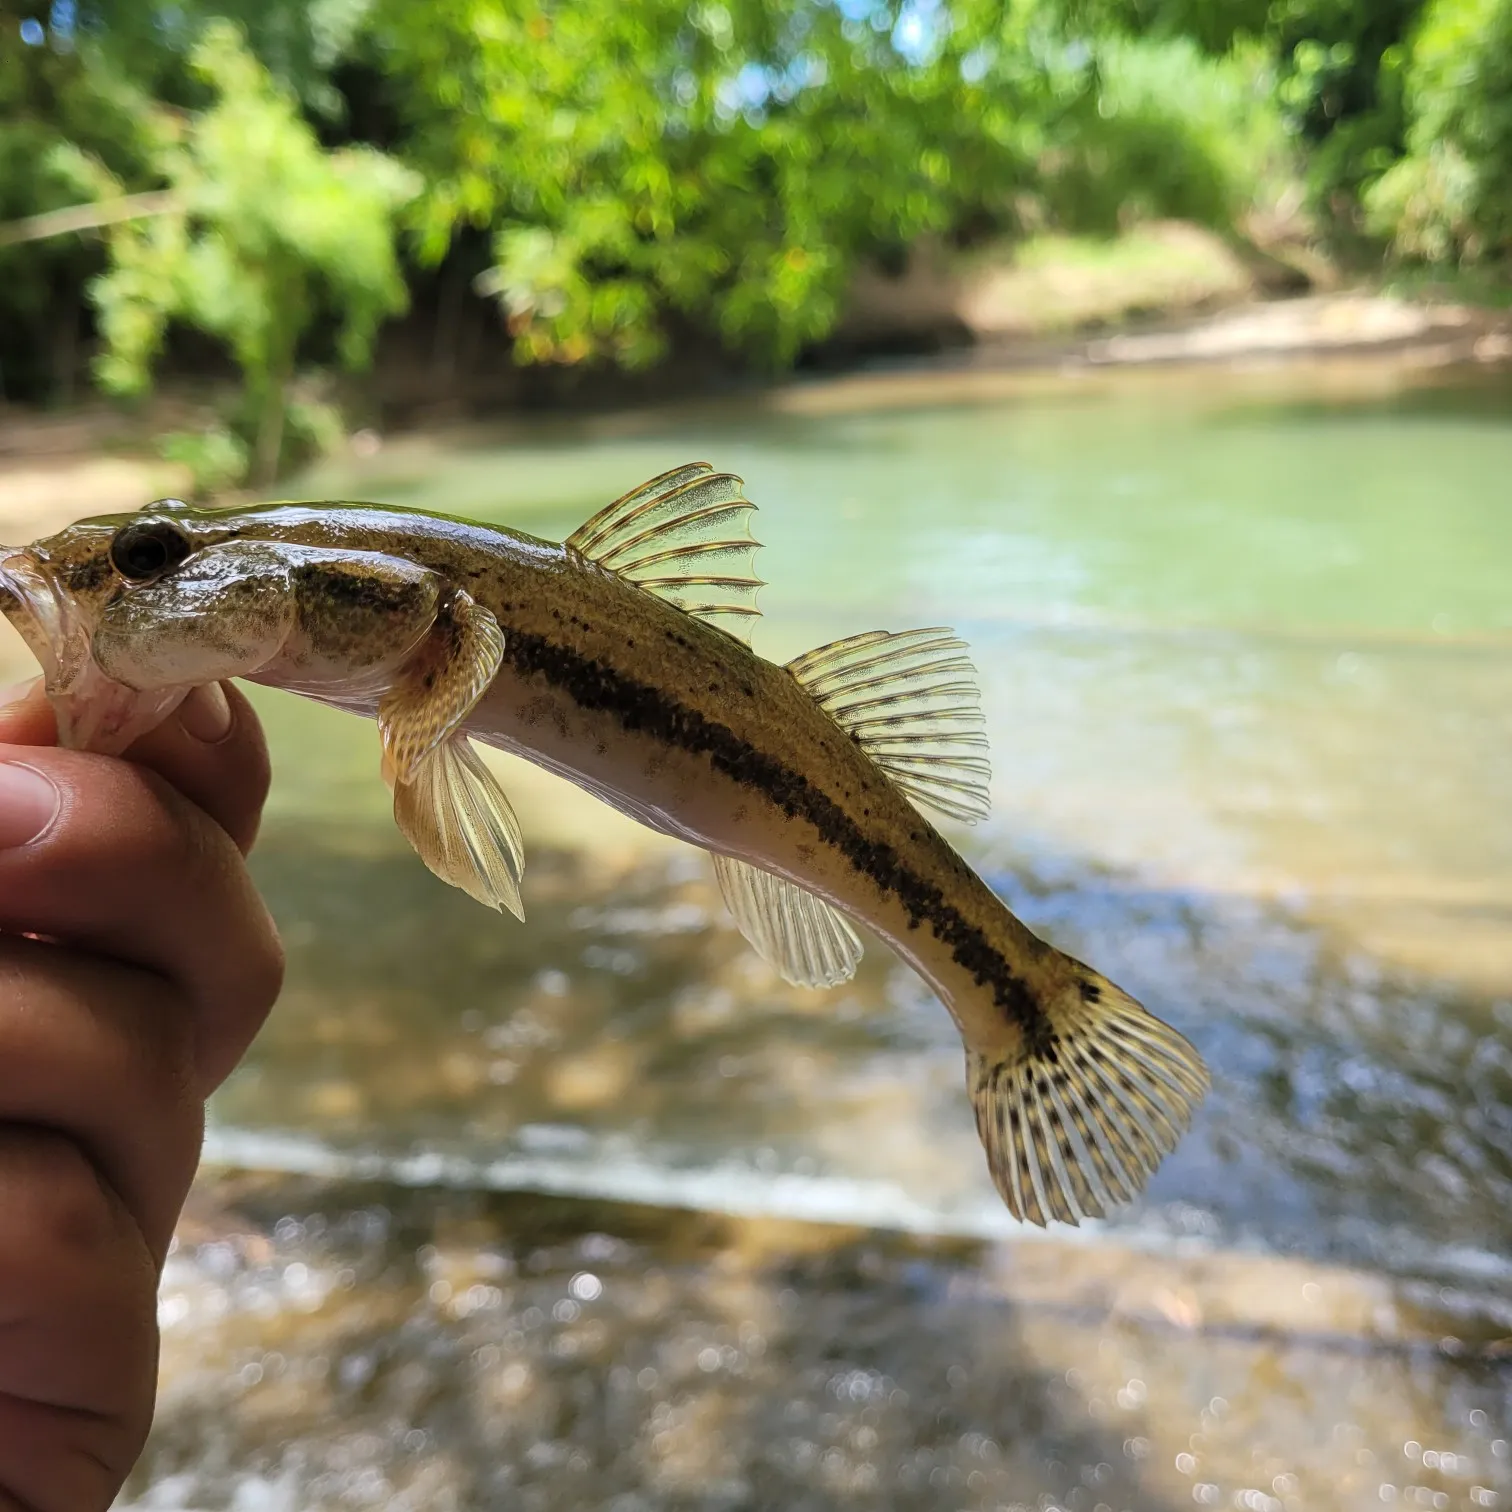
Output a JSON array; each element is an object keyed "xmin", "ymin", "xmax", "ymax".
[{"xmin": 967, "ymin": 976, "xmax": 1208, "ymax": 1227}]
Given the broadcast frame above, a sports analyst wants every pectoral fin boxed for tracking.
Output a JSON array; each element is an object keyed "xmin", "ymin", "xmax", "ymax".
[
  {"xmin": 391, "ymin": 735, "xmax": 527, "ymax": 920},
  {"xmin": 379, "ymin": 588, "xmax": 523, "ymax": 917},
  {"xmin": 711, "ymin": 853, "xmax": 863, "ymax": 988},
  {"xmin": 378, "ymin": 588, "xmax": 505, "ymax": 785}
]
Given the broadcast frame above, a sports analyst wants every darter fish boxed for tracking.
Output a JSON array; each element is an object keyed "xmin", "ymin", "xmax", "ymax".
[{"xmin": 0, "ymin": 464, "xmax": 1207, "ymax": 1225}]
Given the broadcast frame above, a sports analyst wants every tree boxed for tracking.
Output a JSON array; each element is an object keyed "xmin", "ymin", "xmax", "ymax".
[
  {"xmin": 73, "ymin": 19, "xmax": 417, "ymax": 483},
  {"xmin": 1059, "ymin": 0, "xmax": 1429, "ymax": 212},
  {"xmin": 17, "ymin": 0, "xmax": 376, "ymax": 108},
  {"xmin": 0, "ymin": 5, "xmax": 161, "ymax": 400},
  {"xmin": 1046, "ymin": 33, "xmax": 1294, "ymax": 235},
  {"xmin": 369, "ymin": 0, "xmax": 1058, "ymax": 371},
  {"xmin": 1365, "ymin": 0, "xmax": 1512, "ymax": 263}
]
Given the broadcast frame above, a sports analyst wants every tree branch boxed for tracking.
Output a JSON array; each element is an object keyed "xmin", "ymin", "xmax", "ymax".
[{"xmin": 0, "ymin": 193, "xmax": 180, "ymax": 249}]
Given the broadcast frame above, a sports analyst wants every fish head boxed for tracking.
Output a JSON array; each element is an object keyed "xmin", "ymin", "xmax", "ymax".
[
  {"xmin": 0, "ymin": 505, "xmax": 181, "ymax": 753},
  {"xmin": 0, "ymin": 500, "xmax": 298, "ymax": 753},
  {"xmin": 0, "ymin": 498, "xmax": 447, "ymax": 752}
]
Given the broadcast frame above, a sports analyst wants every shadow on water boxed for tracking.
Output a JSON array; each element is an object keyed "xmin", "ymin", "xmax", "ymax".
[
  {"xmin": 219, "ymin": 814, "xmax": 1512, "ymax": 1294},
  {"xmin": 124, "ymin": 1176, "xmax": 1512, "ymax": 1512},
  {"xmin": 130, "ymin": 1180, "xmax": 1187, "ymax": 1511},
  {"xmin": 984, "ymin": 852, "xmax": 1512, "ymax": 1282}
]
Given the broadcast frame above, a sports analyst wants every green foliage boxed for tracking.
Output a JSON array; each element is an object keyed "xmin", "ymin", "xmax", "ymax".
[
  {"xmin": 1061, "ymin": 0, "xmax": 1427, "ymax": 211},
  {"xmin": 1059, "ymin": 0, "xmax": 1272, "ymax": 53},
  {"xmin": 157, "ymin": 425, "xmax": 249, "ymax": 498},
  {"xmin": 157, "ymin": 387, "xmax": 343, "ymax": 498},
  {"xmin": 0, "ymin": 14, "xmax": 161, "ymax": 397},
  {"xmin": 81, "ymin": 20, "xmax": 418, "ymax": 482},
  {"xmin": 372, "ymin": 0, "xmax": 1060, "ymax": 369},
  {"xmin": 54, "ymin": 0, "xmax": 376, "ymax": 109},
  {"xmin": 1365, "ymin": 0, "xmax": 1512, "ymax": 262},
  {"xmin": 0, "ymin": 26, "xmax": 153, "ymax": 219},
  {"xmin": 1048, "ymin": 35, "xmax": 1295, "ymax": 233},
  {"xmin": 6, "ymin": 0, "xmax": 1512, "ymax": 423},
  {"xmin": 1267, "ymin": 0, "xmax": 1426, "ymax": 217}
]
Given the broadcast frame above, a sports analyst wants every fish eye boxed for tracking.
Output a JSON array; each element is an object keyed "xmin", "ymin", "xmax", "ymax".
[{"xmin": 109, "ymin": 519, "xmax": 192, "ymax": 582}]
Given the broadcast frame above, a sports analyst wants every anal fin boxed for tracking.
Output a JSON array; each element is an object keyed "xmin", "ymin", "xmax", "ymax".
[
  {"xmin": 391, "ymin": 736, "xmax": 527, "ymax": 920},
  {"xmin": 711, "ymin": 854, "xmax": 863, "ymax": 989},
  {"xmin": 966, "ymin": 975, "xmax": 1208, "ymax": 1227}
]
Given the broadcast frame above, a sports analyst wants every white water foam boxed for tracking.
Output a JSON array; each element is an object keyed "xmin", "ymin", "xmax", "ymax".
[
  {"xmin": 199, "ymin": 1123, "xmax": 1512, "ymax": 1298},
  {"xmin": 200, "ymin": 1123, "xmax": 1243, "ymax": 1260}
]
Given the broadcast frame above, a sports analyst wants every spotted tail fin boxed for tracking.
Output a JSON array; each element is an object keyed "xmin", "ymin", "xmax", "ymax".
[{"xmin": 966, "ymin": 975, "xmax": 1208, "ymax": 1226}]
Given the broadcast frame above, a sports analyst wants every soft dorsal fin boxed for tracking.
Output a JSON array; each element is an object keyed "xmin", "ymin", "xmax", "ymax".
[
  {"xmin": 710, "ymin": 853, "xmax": 863, "ymax": 989},
  {"xmin": 787, "ymin": 628, "xmax": 991, "ymax": 825},
  {"xmin": 566, "ymin": 463, "xmax": 764, "ymax": 643}
]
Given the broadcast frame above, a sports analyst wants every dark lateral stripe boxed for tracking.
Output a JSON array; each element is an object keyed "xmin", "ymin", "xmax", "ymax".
[{"xmin": 506, "ymin": 629, "xmax": 1049, "ymax": 1045}]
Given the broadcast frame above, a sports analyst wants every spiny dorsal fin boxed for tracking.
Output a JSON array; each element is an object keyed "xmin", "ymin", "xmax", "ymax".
[
  {"xmin": 966, "ymin": 976, "xmax": 1209, "ymax": 1226},
  {"xmin": 392, "ymin": 735, "xmax": 526, "ymax": 921},
  {"xmin": 566, "ymin": 463, "xmax": 764, "ymax": 644},
  {"xmin": 786, "ymin": 628, "xmax": 991, "ymax": 826},
  {"xmin": 711, "ymin": 853, "xmax": 863, "ymax": 988}
]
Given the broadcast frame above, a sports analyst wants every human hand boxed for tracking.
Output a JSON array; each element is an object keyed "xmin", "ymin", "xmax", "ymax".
[{"xmin": 0, "ymin": 678, "xmax": 284, "ymax": 1511}]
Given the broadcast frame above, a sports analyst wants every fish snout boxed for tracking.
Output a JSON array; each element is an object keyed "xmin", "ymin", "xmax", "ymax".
[{"xmin": 0, "ymin": 547, "xmax": 80, "ymax": 686}]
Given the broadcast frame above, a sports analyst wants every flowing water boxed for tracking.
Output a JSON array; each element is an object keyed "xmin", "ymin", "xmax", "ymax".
[{"xmin": 7, "ymin": 360, "xmax": 1510, "ymax": 1508}]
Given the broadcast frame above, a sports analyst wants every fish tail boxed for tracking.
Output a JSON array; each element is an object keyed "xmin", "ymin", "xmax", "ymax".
[{"xmin": 965, "ymin": 971, "xmax": 1208, "ymax": 1227}]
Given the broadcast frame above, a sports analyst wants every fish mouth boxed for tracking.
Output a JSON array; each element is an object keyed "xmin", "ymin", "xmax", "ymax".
[
  {"xmin": 0, "ymin": 546, "xmax": 85, "ymax": 690},
  {"xmin": 0, "ymin": 546, "xmax": 184, "ymax": 754}
]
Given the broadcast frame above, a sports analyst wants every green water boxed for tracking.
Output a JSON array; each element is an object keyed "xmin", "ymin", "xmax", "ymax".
[{"xmin": 96, "ymin": 363, "xmax": 1512, "ymax": 1507}]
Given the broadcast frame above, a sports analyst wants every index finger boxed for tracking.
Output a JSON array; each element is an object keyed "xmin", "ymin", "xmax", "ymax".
[
  {"xmin": 0, "ymin": 679, "xmax": 272, "ymax": 856},
  {"xmin": 0, "ymin": 679, "xmax": 55, "ymax": 748}
]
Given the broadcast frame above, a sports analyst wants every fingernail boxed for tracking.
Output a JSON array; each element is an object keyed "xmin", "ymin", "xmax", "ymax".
[
  {"xmin": 178, "ymin": 682, "xmax": 234, "ymax": 743},
  {"xmin": 0, "ymin": 677, "xmax": 40, "ymax": 708},
  {"xmin": 0, "ymin": 763, "xmax": 59, "ymax": 847}
]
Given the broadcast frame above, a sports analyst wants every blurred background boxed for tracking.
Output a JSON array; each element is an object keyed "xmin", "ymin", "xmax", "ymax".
[{"xmin": 3, "ymin": 1, "xmax": 1512, "ymax": 1508}]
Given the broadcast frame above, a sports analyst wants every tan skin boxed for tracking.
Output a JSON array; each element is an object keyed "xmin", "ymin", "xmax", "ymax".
[{"xmin": 0, "ymin": 677, "xmax": 283, "ymax": 1512}]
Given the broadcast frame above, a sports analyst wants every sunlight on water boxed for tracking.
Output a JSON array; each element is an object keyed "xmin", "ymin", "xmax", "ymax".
[{"xmin": 122, "ymin": 1176, "xmax": 1512, "ymax": 1512}]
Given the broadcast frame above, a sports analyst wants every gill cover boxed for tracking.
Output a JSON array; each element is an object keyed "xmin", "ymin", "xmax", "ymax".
[{"xmin": 92, "ymin": 541, "xmax": 300, "ymax": 690}]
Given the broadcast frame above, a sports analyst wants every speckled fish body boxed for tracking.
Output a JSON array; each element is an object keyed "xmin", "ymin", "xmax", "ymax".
[{"xmin": 0, "ymin": 468, "xmax": 1209, "ymax": 1227}]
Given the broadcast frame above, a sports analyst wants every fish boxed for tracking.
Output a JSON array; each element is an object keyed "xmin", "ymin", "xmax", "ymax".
[{"xmin": 0, "ymin": 463, "xmax": 1208, "ymax": 1225}]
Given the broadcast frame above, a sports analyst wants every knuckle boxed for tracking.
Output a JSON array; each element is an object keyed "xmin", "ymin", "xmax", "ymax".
[
  {"xmin": 101, "ymin": 966, "xmax": 202, "ymax": 1111},
  {"xmin": 243, "ymin": 904, "xmax": 286, "ymax": 1012},
  {"xmin": 116, "ymin": 763, "xmax": 243, "ymax": 888},
  {"xmin": 195, "ymin": 894, "xmax": 284, "ymax": 1087},
  {"xmin": 0, "ymin": 1131, "xmax": 125, "ymax": 1262}
]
